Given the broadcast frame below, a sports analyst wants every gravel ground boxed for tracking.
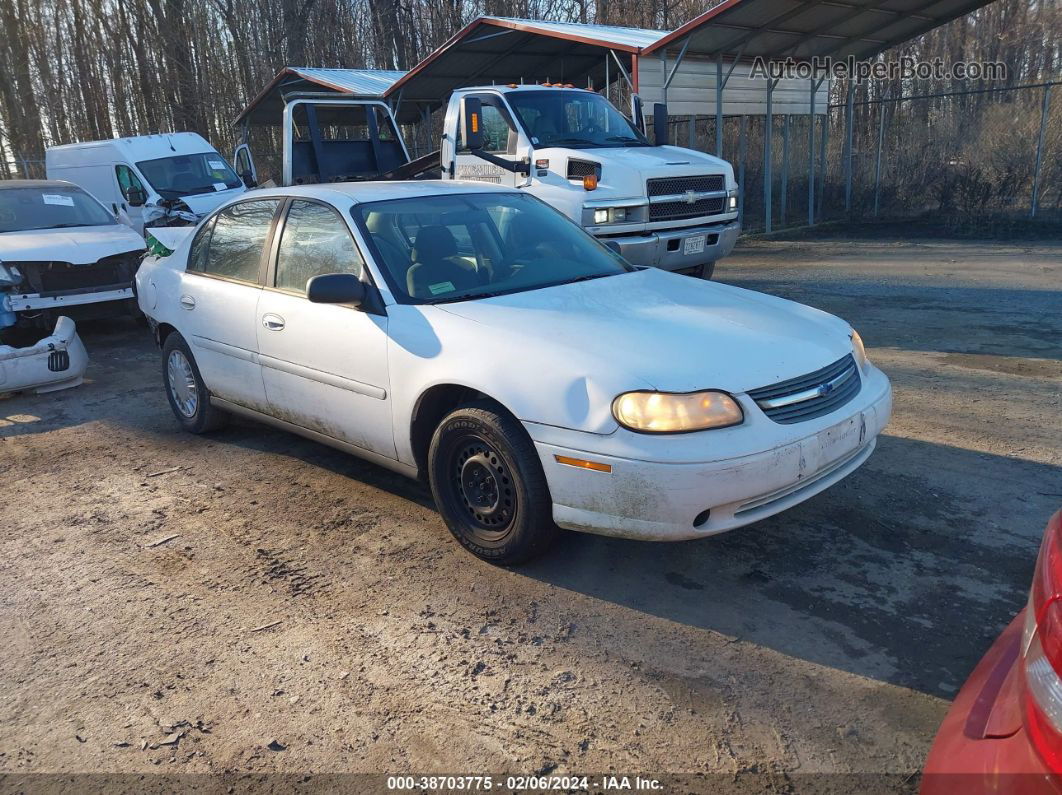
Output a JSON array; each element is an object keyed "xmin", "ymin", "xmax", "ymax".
[{"xmin": 1, "ymin": 237, "xmax": 1059, "ymax": 790}]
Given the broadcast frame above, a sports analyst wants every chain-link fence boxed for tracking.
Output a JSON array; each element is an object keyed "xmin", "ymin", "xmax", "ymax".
[
  {"xmin": 663, "ymin": 80, "xmax": 1061, "ymax": 235},
  {"xmin": 5, "ymin": 157, "xmax": 45, "ymax": 180}
]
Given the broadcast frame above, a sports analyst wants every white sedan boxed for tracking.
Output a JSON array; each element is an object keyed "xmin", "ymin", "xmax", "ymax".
[{"xmin": 136, "ymin": 182, "xmax": 891, "ymax": 563}]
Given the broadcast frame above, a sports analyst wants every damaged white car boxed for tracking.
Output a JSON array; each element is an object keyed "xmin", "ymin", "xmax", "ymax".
[
  {"xmin": 0, "ymin": 180, "xmax": 146, "ymax": 329},
  {"xmin": 137, "ymin": 183, "xmax": 891, "ymax": 564}
]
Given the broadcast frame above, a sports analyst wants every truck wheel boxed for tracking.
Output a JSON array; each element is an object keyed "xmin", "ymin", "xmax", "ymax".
[
  {"xmin": 695, "ymin": 261, "xmax": 716, "ymax": 280},
  {"xmin": 428, "ymin": 401, "xmax": 559, "ymax": 564},
  {"xmin": 161, "ymin": 332, "xmax": 227, "ymax": 434}
]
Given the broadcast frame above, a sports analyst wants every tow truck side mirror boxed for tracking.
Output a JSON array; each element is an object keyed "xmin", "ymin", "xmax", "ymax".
[
  {"xmin": 463, "ymin": 97, "xmax": 485, "ymax": 152},
  {"xmin": 461, "ymin": 96, "xmax": 530, "ymax": 176},
  {"xmin": 653, "ymin": 103, "xmax": 669, "ymax": 147}
]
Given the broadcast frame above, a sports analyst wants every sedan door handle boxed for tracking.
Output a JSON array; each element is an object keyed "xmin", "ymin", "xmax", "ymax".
[
  {"xmin": 262, "ymin": 314, "xmax": 285, "ymax": 331},
  {"xmin": 179, "ymin": 294, "xmax": 196, "ymax": 310}
]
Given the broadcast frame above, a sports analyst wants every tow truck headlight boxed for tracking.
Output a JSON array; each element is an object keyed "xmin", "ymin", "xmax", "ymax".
[
  {"xmin": 590, "ymin": 206, "xmax": 634, "ymax": 225},
  {"xmin": 612, "ymin": 390, "xmax": 743, "ymax": 433},
  {"xmin": 727, "ymin": 189, "xmax": 738, "ymax": 211},
  {"xmin": 851, "ymin": 329, "xmax": 871, "ymax": 372}
]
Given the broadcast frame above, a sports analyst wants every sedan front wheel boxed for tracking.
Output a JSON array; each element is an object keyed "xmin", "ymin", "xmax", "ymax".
[{"xmin": 428, "ymin": 401, "xmax": 559, "ymax": 564}]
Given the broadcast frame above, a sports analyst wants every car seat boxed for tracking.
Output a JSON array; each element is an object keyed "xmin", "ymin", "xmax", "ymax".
[{"xmin": 406, "ymin": 225, "xmax": 481, "ymax": 299}]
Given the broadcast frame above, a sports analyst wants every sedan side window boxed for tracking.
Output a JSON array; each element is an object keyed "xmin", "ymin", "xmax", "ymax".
[
  {"xmin": 201, "ymin": 200, "xmax": 279, "ymax": 283},
  {"xmin": 187, "ymin": 215, "xmax": 216, "ymax": 272},
  {"xmin": 275, "ymin": 200, "xmax": 365, "ymax": 294}
]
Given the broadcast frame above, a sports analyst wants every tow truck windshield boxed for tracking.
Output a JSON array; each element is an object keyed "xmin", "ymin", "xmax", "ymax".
[{"xmin": 506, "ymin": 90, "xmax": 649, "ymax": 149}]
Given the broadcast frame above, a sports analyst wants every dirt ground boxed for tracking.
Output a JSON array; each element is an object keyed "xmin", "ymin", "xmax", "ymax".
[{"xmin": 1, "ymin": 238, "xmax": 1060, "ymax": 789}]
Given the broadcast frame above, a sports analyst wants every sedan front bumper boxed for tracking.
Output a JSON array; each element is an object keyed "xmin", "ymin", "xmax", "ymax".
[
  {"xmin": 0, "ymin": 316, "xmax": 88, "ymax": 396},
  {"xmin": 526, "ymin": 368, "xmax": 891, "ymax": 541}
]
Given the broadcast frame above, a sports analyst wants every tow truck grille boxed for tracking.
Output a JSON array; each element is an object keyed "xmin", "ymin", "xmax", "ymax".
[
  {"xmin": 646, "ymin": 175, "xmax": 727, "ymax": 222},
  {"xmin": 748, "ymin": 354, "xmax": 861, "ymax": 424},
  {"xmin": 649, "ymin": 196, "xmax": 725, "ymax": 221},
  {"xmin": 646, "ymin": 175, "xmax": 724, "ymax": 196}
]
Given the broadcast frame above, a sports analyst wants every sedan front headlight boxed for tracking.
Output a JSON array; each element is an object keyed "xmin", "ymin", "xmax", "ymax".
[
  {"xmin": 851, "ymin": 329, "xmax": 870, "ymax": 372},
  {"xmin": 612, "ymin": 390, "xmax": 743, "ymax": 433}
]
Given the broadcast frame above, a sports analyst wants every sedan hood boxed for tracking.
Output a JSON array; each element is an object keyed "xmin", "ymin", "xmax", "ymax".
[
  {"xmin": 437, "ymin": 268, "xmax": 853, "ymax": 395},
  {"xmin": 0, "ymin": 224, "xmax": 145, "ymax": 264}
]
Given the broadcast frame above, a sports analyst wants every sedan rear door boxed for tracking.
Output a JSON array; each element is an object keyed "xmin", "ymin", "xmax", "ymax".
[{"xmin": 178, "ymin": 198, "xmax": 280, "ymax": 410}]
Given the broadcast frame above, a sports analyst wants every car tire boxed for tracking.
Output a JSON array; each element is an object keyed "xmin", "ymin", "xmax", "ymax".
[
  {"xmin": 161, "ymin": 331, "xmax": 227, "ymax": 434},
  {"xmin": 695, "ymin": 261, "xmax": 716, "ymax": 280},
  {"xmin": 428, "ymin": 401, "xmax": 559, "ymax": 564}
]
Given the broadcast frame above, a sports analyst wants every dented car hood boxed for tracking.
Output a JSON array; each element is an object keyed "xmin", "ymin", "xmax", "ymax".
[
  {"xmin": 435, "ymin": 267, "xmax": 854, "ymax": 396},
  {"xmin": 0, "ymin": 224, "xmax": 145, "ymax": 264}
]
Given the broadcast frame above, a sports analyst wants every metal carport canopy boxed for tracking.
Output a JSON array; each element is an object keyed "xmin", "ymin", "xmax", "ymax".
[
  {"xmin": 641, "ymin": 0, "xmax": 1002, "ymax": 61},
  {"xmin": 234, "ymin": 67, "xmax": 408, "ymax": 126},
  {"xmin": 384, "ymin": 16, "xmax": 665, "ymax": 108}
]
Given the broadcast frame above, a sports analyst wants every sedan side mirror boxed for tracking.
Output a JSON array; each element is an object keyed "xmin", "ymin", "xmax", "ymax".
[{"xmin": 306, "ymin": 273, "xmax": 365, "ymax": 307}]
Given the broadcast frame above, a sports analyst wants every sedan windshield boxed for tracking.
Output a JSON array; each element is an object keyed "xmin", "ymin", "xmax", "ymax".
[
  {"xmin": 135, "ymin": 153, "xmax": 241, "ymax": 199},
  {"xmin": 353, "ymin": 192, "xmax": 632, "ymax": 304},
  {"xmin": 506, "ymin": 90, "xmax": 649, "ymax": 149},
  {"xmin": 0, "ymin": 185, "xmax": 116, "ymax": 233}
]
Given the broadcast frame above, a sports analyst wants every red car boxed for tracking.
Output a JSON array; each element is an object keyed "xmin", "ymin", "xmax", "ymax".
[{"xmin": 923, "ymin": 510, "xmax": 1062, "ymax": 793}]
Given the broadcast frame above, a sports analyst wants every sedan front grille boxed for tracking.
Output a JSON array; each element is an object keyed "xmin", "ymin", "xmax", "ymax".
[
  {"xmin": 748, "ymin": 354, "xmax": 861, "ymax": 424},
  {"xmin": 646, "ymin": 175, "xmax": 724, "ymax": 196},
  {"xmin": 15, "ymin": 250, "xmax": 141, "ymax": 296}
]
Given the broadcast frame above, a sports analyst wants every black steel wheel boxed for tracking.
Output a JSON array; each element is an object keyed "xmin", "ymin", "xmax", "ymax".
[{"xmin": 428, "ymin": 401, "xmax": 559, "ymax": 564}]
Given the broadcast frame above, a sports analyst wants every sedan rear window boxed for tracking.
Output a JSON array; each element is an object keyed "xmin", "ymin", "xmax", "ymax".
[{"xmin": 192, "ymin": 200, "xmax": 279, "ymax": 283}]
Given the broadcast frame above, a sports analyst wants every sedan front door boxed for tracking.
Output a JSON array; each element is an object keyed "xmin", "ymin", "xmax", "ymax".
[{"xmin": 256, "ymin": 198, "xmax": 396, "ymax": 459}]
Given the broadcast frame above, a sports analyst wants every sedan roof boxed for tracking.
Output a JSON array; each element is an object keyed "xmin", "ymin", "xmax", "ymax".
[
  {"xmin": 0, "ymin": 180, "xmax": 79, "ymax": 191},
  {"xmin": 248, "ymin": 180, "xmax": 518, "ymax": 205}
]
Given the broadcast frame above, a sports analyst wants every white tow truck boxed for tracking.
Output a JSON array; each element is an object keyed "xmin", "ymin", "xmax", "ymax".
[
  {"xmin": 444, "ymin": 85, "xmax": 739, "ymax": 278},
  {"xmin": 237, "ymin": 84, "xmax": 739, "ymax": 277}
]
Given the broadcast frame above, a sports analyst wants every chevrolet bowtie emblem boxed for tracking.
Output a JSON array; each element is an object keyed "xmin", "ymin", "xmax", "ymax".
[{"xmin": 684, "ymin": 190, "xmax": 697, "ymax": 204}]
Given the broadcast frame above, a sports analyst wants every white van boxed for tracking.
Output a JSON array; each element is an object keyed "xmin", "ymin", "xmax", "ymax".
[{"xmin": 46, "ymin": 133, "xmax": 247, "ymax": 235}]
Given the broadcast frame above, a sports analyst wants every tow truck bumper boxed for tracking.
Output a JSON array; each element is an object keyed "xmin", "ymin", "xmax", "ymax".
[{"xmin": 602, "ymin": 219, "xmax": 740, "ymax": 273}]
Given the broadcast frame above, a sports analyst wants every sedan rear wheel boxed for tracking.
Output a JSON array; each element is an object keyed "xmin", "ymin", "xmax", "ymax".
[{"xmin": 161, "ymin": 332, "xmax": 227, "ymax": 434}]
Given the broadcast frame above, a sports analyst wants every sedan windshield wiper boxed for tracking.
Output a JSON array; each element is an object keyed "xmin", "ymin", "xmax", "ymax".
[
  {"xmin": 565, "ymin": 273, "xmax": 615, "ymax": 284},
  {"xmin": 40, "ymin": 223, "xmax": 89, "ymax": 229}
]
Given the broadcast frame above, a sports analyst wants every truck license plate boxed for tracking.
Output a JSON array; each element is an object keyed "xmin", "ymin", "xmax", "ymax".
[{"xmin": 683, "ymin": 235, "xmax": 706, "ymax": 255}]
